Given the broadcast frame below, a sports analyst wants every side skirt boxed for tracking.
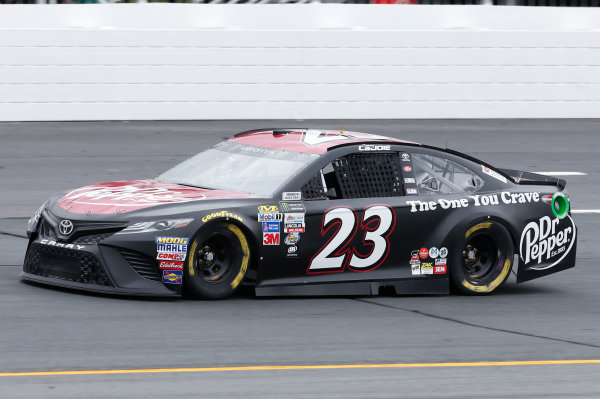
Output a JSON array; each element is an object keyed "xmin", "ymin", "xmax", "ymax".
[{"xmin": 255, "ymin": 278, "xmax": 449, "ymax": 297}]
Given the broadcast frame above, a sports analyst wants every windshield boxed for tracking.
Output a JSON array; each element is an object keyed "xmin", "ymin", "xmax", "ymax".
[{"xmin": 157, "ymin": 141, "xmax": 317, "ymax": 196}]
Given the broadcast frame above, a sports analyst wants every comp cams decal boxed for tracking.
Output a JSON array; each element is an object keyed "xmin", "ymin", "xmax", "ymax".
[
  {"xmin": 520, "ymin": 215, "xmax": 576, "ymax": 270},
  {"xmin": 407, "ymin": 192, "xmax": 540, "ymax": 213}
]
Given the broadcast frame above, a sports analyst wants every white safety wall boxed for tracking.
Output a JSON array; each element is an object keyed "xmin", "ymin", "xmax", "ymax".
[{"xmin": 1, "ymin": 4, "xmax": 600, "ymax": 121}]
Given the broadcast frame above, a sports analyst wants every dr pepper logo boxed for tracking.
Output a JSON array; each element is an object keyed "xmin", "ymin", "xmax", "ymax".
[{"xmin": 520, "ymin": 215, "xmax": 575, "ymax": 268}]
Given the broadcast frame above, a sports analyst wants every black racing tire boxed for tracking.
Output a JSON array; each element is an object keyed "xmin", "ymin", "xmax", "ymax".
[
  {"xmin": 450, "ymin": 220, "xmax": 514, "ymax": 295},
  {"xmin": 183, "ymin": 222, "xmax": 250, "ymax": 299}
]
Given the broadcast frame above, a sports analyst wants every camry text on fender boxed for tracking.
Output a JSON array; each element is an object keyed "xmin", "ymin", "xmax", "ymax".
[{"xmin": 22, "ymin": 129, "xmax": 576, "ymax": 298}]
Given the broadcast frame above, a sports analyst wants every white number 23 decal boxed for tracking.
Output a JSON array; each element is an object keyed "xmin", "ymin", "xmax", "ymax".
[{"xmin": 308, "ymin": 205, "xmax": 395, "ymax": 273}]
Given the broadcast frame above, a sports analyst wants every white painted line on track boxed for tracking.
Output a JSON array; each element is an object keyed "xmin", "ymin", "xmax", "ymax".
[
  {"xmin": 534, "ymin": 172, "xmax": 588, "ymax": 176},
  {"xmin": 572, "ymin": 210, "xmax": 600, "ymax": 214}
]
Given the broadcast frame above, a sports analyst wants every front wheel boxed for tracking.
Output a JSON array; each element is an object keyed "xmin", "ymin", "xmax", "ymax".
[
  {"xmin": 184, "ymin": 222, "xmax": 250, "ymax": 299},
  {"xmin": 450, "ymin": 220, "xmax": 514, "ymax": 295}
]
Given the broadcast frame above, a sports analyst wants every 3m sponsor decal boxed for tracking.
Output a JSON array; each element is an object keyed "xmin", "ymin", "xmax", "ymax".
[
  {"xmin": 157, "ymin": 252, "xmax": 186, "ymax": 261},
  {"xmin": 419, "ymin": 248, "xmax": 429, "ymax": 259},
  {"xmin": 429, "ymin": 247, "xmax": 439, "ymax": 259},
  {"xmin": 439, "ymin": 247, "xmax": 448, "ymax": 258},
  {"xmin": 40, "ymin": 239, "xmax": 85, "ymax": 251},
  {"xmin": 262, "ymin": 222, "xmax": 280, "ymax": 233},
  {"xmin": 284, "ymin": 233, "xmax": 300, "ymax": 245},
  {"xmin": 155, "ymin": 237, "xmax": 189, "ymax": 245},
  {"xmin": 263, "ymin": 232, "xmax": 280, "ymax": 245},
  {"xmin": 482, "ymin": 165, "xmax": 508, "ymax": 184},
  {"xmin": 402, "ymin": 165, "xmax": 413, "ymax": 173},
  {"xmin": 359, "ymin": 144, "xmax": 391, "ymax": 151},
  {"xmin": 435, "ymin": 258, "xmax": 447, "ymax": 266},
  {"xmin": 257, "ymin": 213, "xmax": 283, "ymax": 222},
  {"xmin": 520, "ymin": 215, "xmax": 576, "ymax": 270},
  {"xmin": 404, "ymin": 178, "xmax": 416, "ymax": 184},
  {"xmin": 201, "ymin": 210, "xmax": 242, "ymax": 223},
  {"xmin": 162, "ymin": 269, "xmax": 183, "ymax": 284},
  {"xmin": 258, "ymin": 205, "xmax": 279, "ymax": 213},
  {"xmin": 156, "ymin": 243, "xmax": 188, "ymax": 253},
  {"xmin": 421, "ymin": 262, "xmax": 433, "ymax": 275},
  {"xmin": 434, "ymin": 265, "xmax": 447, "ymax": 274},
  {"xmin": 401, "ymin": 153, "xmax": 410, "ymax": 162},
  {"xmin": 282, "ymin": 192, "xmax": 302, "ymax": 201},
  {"xmin": 411, "ymin": 263, "xmax": 421, "ymax": 275},
  {"xmin": 279, "ymin": 202, "xmax": 306, "ymax": 213},
  {"xmin": 406, "ymin": 188, "xmax": 418, "ymax": 195},
  {"xmin": 407, "ymin": 192, "xmax": 540, "ymax": 213},
  {"xmin": 159, "ymin": 261, "xmax": 184, "ymax": 270},
  {"xmin": 284, "ymin": 213, "xmax": 305, "ymax": 224}
]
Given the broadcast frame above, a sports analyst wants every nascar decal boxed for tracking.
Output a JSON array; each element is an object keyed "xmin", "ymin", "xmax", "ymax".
[
  {"xmin": 308, "ymin": 205, "xmax": 396, "ymax": 273},
  {"xmin": 162, "ymin": 269, "xmax": 183, "ymax": 284},
  {"xmin": 202, "ymin": 210, "xmax": 243, "ymax": 223},
  {"xmin": 520, "ymin": 215, "xmax": 576, "ymax": 270},
  {"xmin": 407, "ymin": 192, "xmax": 540, "ymax": 213}
]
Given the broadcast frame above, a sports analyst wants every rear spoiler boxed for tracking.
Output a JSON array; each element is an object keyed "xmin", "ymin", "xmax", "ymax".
[{"xmin": 499, "ymin": 168, "xmax": 566, "ymax": 191}]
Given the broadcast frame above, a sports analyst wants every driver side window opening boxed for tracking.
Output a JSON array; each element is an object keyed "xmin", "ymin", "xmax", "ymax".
[
  {"xmin": 411, "ymin": 153, "xmax": 483, "ymax": 195},
  {"xmin": 301, "ymin": 153, "xmax": 403, "ymax": 200}
]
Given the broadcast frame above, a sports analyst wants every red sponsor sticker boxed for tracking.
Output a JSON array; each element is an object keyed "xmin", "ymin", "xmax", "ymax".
[
  {"xmin": 419, "ymin": 248, "xmax": 429, "ymax": 259},
  {"xmin": 263, "ymin": 232, "xmax": 280, "ymax": 245},
  {"xmin": 402, "ymin": 165, "xmax": 413, "ymax": 173},
  {"xmin": 434, "ymin": 265, "xmax": 447, "ymax": 274},
  {"xmin": 159, "ymin": 261, "xmax": 184, "ymax": 270}
]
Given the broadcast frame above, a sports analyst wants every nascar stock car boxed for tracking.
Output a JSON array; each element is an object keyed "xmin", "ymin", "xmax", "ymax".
[{"xmin": 22, "ymin": 129, "xmax": 576, "ymax": 298}]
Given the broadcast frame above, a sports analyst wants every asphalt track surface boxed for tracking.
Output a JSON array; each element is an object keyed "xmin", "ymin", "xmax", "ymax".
[{"xmin": 0, "ymin": 120, "xmax": 599, "ymax": 398}]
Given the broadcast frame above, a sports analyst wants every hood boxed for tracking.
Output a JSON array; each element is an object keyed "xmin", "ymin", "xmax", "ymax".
[{"xmin": 56, "ymin": 179, "xmax": 256, "ymax": 215}]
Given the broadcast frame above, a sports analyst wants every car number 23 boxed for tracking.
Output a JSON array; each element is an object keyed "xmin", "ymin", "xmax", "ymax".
[{"xmin": 308, "ymin": 205, "xmax": 396, "ymax": 273}]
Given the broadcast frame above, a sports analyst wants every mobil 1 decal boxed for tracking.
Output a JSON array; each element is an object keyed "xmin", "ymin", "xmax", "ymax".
[
  {"xmin": 308, "ymin": 205, "xmax": 396, "ymax": 273},
  {"xmin": 520, "ymin": 215, "xmax": 576, "ymax": 270}
]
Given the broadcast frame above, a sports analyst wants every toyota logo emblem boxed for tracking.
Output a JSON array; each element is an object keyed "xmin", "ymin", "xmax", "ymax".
[{"xmin": 59, "ymin": 220, "xmax": 74, "ymax": 235}]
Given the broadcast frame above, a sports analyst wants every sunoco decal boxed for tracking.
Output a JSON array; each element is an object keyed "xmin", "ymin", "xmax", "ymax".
[{"xmin": 520, "ymin": 215, "xmax": 576, "ymax": 270}]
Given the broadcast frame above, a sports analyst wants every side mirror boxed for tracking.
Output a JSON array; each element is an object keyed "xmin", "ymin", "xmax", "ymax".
[{"xmin": 325, "ymin": 188, "xmax": 337, "ymax": 200}]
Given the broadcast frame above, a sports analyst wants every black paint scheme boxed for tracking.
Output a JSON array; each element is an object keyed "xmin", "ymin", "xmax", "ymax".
[{"xmin": 22, "ymin": 138, "xmax": 577, "ymax": 297}]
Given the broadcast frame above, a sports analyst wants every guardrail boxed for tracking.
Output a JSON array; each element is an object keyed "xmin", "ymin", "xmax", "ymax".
[{"xmin": 1, "ymin": 4, "xmax": 599, "ymax": 121}]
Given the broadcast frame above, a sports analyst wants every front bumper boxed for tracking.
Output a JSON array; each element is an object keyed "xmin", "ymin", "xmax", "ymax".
[{"xmin": 22, "ymin": 239, "xmax": 180, "ymax": 297}]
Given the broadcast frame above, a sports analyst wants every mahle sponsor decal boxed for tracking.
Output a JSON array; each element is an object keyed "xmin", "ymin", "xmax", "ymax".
[{"xmin": 520, "ymin": 215, "xmax": 576, "ymax": 269}]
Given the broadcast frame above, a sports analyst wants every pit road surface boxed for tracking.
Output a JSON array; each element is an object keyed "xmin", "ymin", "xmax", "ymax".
[{"xmin": 0, "ymin": 120, "xmax": 599, "ymax": 398}]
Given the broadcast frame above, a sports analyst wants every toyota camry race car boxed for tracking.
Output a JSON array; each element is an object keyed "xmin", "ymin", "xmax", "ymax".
[{"xmin": 22, "ymin": 129, "xmax": 577, "ymax": 298}]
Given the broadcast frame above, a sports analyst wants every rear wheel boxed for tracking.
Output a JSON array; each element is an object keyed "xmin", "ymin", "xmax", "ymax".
[
  {"xmin": 184, "ymin": 222, "xmax": 250, "ymax": 299},
  {"xmin": 450, "ymin": 220, "xmax": 514, "ymax": 295}
]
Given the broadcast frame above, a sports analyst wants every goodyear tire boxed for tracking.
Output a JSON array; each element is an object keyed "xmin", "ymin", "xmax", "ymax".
[
  {"xmin": 450, "ymin": 220, "xmax": 513, "ymax": 295},
  {"xmin": 184, "ymin": 222, "xmax": 250, "ymax": 299}
]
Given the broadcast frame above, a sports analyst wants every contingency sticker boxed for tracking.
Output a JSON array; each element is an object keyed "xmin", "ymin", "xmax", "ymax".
[
  {"xmin": 282, "ymin": 192, "xmax": 302, "ymax": 201},
  {"xmin": 162, "ymin": 269, "xmax": 183, "ymax": 284},
  {"xmin": 159, "ymin": 261, "xmax": 184, "ymax": 270},
  {"xmin": 482, "ymin": 165, "xmax": 508, "ymax": 184}
]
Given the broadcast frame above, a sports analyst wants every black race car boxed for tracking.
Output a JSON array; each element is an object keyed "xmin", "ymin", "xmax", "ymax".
[{"xmin": 22, "ymin": 129, "xmax": 577, "ymax": 298}]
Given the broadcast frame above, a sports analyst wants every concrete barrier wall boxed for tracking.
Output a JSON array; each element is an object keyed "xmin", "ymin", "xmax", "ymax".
[{"xmin": 1, "ymin": 4, "xmax": 600, "ymax": 121}]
